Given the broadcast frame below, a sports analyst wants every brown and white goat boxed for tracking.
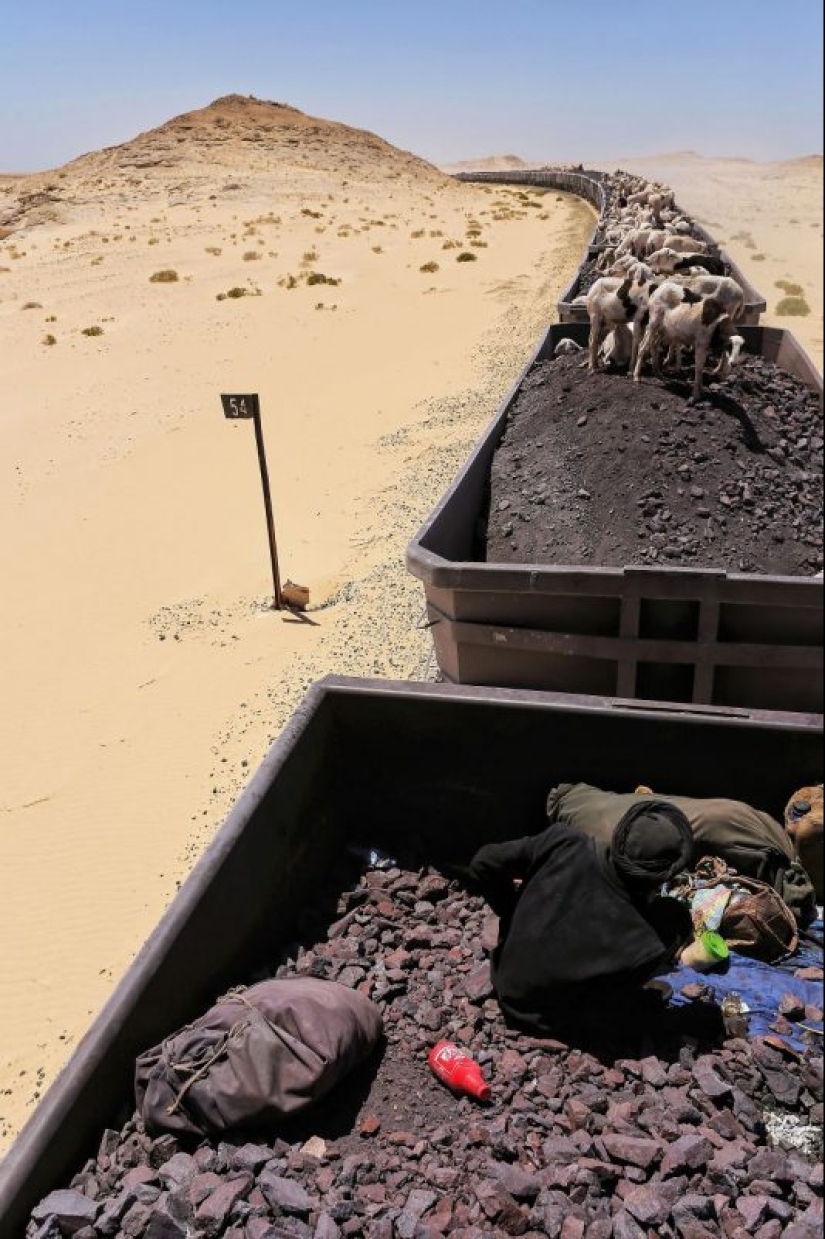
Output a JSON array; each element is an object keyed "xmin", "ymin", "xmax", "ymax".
[{"xmin": 633, "ymin": 285, "xmax": 743, "ymax": 400}]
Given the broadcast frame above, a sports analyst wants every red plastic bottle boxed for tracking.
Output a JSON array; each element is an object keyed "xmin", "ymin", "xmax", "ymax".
[{"xmin": 428, "ymin": 1040, "xmax": 492, "ymax": 1102}]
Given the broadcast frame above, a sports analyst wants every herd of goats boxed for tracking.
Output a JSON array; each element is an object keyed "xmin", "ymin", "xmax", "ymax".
[{"xmin": 562, "ymin": 171, "xmax": 747, "ymax": 401}]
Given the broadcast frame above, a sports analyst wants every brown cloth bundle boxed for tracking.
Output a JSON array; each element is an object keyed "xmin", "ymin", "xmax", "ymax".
[{"xmin": 135, "ymin": 978, "xmax": 383, "ymax": 1138}]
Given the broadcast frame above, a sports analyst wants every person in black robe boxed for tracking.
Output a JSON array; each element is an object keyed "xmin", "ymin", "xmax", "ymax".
[{"xmin": 467, "ymin": 801, "xmax": 695, "ymax": 1035}]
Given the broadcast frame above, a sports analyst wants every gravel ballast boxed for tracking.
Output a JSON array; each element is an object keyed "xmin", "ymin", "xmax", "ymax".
[
  {"xmin": 26, "ymin": 852, "xmax": 823, "ymax": 1238},
  {"xmin": 483, "ymin": 353, "xmax": 823, "ymax": 575}
]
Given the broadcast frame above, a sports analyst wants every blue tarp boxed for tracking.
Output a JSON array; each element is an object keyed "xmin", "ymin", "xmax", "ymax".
[{"xmin": 663, "ymin": 919, "xmax": 824, "ymax": 1052}]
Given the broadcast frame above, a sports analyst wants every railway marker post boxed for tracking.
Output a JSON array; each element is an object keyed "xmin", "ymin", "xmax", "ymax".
[{"xmin": 220, "ymin": 392, "xmax": 283, "ymax": 610}]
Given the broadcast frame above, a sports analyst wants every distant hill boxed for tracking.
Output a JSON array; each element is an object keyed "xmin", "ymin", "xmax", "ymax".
[
  {"xmin": 0, "ymin": 94, "xmax": 451, "ymax": 230},
  {"xmin": 441, "ymin": 154, "xmax": 534, "ymax": 173}
]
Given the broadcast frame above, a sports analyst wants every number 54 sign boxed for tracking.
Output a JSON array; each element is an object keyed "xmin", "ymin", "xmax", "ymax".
[
  {"xmin": 219, "ymin": 391, "xmax": 282, "ymax": 608},
  {"xmin": 221, "ymin": 393, "xmax": 259, "ymax": 420}
]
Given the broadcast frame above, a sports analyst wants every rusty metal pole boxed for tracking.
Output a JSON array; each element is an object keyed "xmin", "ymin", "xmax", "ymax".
[{"xmin": 251, "ymin": 405, "xmax": 283, "ymax": 610}]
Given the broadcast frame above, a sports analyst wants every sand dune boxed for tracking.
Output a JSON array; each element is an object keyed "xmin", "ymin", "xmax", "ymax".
[
  {"xmin": 441, "ymin": 154, "xmax": 532, "ymax": 173},
  {"xmin": 0, "ymin": 97, "xmax": 595, "ymax": 1150}
]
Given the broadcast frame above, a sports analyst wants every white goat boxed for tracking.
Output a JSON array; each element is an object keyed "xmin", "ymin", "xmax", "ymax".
[
  {"xmin": 648, "ymin": 247, "xmax": 726, "ymax": 277},
  {"xmin": 682, "ymin": 274, "xmax": 745, "ymax": 322},
  {"xmin": 633, "ymin": 285, "xmax": 742, "ymax": 400},
  {"xmin": 586, "ymin": 275, "xmax": 657, "ymax": 374},
  {"xmin": 600, "ymin": 323, "xmax": 633, "ymax": 367}
]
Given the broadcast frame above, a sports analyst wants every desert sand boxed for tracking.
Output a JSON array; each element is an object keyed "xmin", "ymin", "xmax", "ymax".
[
  {"xmin": 595, "ymin": 153, "xmax": 824, "ymax": 370},
  {"xmin": 0, "ymin": 97, "xmax": 595, "ymax": 1150}
]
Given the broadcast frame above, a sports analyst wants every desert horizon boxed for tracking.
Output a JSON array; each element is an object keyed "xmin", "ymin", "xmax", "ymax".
[
  {"xmin": 1, "ymin": 0, "xmax": 824, "ymax": 1220},
  {"xmin": 3, "ymin": 91, "xmax": 817, "ymax": 1154},
  {"xmin": 1, "ymin": 85, "xmax": 822, "ymax": 1162}
]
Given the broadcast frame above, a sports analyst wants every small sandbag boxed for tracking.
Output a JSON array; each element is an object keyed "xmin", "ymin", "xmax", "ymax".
[{"xmin": 135, "ymin": 978, "xmax": 383, "ymax": 1138}]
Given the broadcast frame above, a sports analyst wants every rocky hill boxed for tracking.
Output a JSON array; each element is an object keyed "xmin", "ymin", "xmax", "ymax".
[{"xmin": 0, "ymin": 94, "xmax": 452, "ymax": 230}]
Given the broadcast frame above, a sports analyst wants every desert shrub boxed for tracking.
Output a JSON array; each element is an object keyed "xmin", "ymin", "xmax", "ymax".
[
  {"xmin": 302, "ymin": 249, "xmax": 319, "ymax": 262},
  {"xmin": 150, "ymin": 269, "xmax": 179, "ymax": 283},
  {"xmin": 278, "ymin": 274, "xmax": 299, "ymax": 289},
  {"xmin": 775, "ymin": 279, "xmax": 804, "ymax": 296},
  {"xmin": 371, "ymin": 245, "xmax": 384, "ymax": 254},
  {"xmin": 752, "ymin": 253, "xmax": 766, "ymax": 261},
  {"xmin": 410, "ymin": 229, "xmax": 425, "ymax": 238},
  {"xmin": 301, "ymin": 208, "xmax": 322, "ymax": 219},
  {"xmin": 775, "ymin": 296, "xmax": 810, "ymax": 316},
  {"xmin": 441, "ymin": 240, "xmax": 460, "ymax": 250},
  {"xmin": 420, "ymin": 261, "xmax": 439, "ymax": 273},
  {"xmin": 205, "ymin": 246, "xmax": 222, "ymax": 256},
  {"xmin": 470, "ymin": 240, "xmax": 488, "ymax": 248},
  {"xmin": 225, "ymin": 287, "xmax": 249, "ymax": 299},
  {"xmin": 42, "ymin": 334, "xmax": 57, "ymax": 346},
  {"xmin": 306, "ymin": 272, "xmax": 340, "ymax": 286},
  {"xmin": 456, "ymin": 251, "xmax": 478, "ymax": 262},
  {"xmin": 148, "ymin": 237, "xmax": 160, "ymax": 245},
  {"xmin": 21, "ymin": 301, "xmax": 42, "ymax": 310},
  {"xmin": 82, "ymin": 325, "xmax": 104, "ymax": 336},
  {"xmin": 243, "ymin": 251, "xmax": 261, "ymax": 261}
]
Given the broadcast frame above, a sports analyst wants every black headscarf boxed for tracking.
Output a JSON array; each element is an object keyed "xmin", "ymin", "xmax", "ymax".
[{"xmin": 610, "ymin": 800, "xmax": 693, "ymax": 889}]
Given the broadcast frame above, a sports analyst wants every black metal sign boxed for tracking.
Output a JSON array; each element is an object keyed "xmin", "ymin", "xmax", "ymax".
[
  {"xmin": 221, "ymin": 393, "xmax": 259, "ymax": 420},
  {"xmin": 219, "ymin": 391, "xmax": 283, "ymax": 609}
]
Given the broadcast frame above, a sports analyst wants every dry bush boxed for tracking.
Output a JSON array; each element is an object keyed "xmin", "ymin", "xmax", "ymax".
[
  {"xmin": 150, "ymin": 269, "xmax": 179, "ymax": 283},
  {"xmin": 420, "ymin": 261, "xmax": 439, "ymax": 273},
  {"xmin": 775, "ymin": 296, "xmax": 810, "ymax": 316},
  {"xmin": 21, "ymin": 301, "xmax": 42, "ymax": 310},
  {"xmin": 216, "ymin": 286, "xmax": 260, "ymax": 300},
  {"xmin": 82, "ymin": 325, "xmax": 104, "ymax": 336},
  {"xmin": 306, "ymin": 272, "xmax": 340, "ymax": 286},
  {"xmin": 775, "ymin": 279, "xmax": 804, "ymax": 297},
  {"xmin": 243, "ymin": 251, "xmax": 261, "ymax": 261},
  {"xmin": 456, "ymin": 251, "xmax": 478, "ymax": 262},
  {"xmin": 205, "ymin": 247, "xmax": 222, "ymax": 256},
  {"xmin": 42, "ymin": 334, "xmax": 57, "ymax": 346}
]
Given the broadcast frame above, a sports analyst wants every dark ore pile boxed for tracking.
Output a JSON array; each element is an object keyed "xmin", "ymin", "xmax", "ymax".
[
  {"xmin": 483, "ymin": 354, "xmax": 823, "ymax": 575},
  {"xmin": 27, "ymin": 852, "xmax": 823, "ymax": 1239}
]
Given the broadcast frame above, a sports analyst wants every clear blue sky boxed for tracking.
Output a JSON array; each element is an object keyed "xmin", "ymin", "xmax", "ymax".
[{"xmin": 2, "ymin": 0, "xmax": 822, "ymax": 172}]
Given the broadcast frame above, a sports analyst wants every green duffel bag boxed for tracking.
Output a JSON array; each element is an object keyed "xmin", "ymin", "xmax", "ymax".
[{"xmin": 546, "ymin": 782, "xmax": 818, "ymax": 929}]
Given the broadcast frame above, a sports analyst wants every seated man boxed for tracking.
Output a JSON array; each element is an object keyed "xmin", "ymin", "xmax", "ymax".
[{"xmin": 467, "ymin": 801, "xmax": 695, "ymax": 1034}]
